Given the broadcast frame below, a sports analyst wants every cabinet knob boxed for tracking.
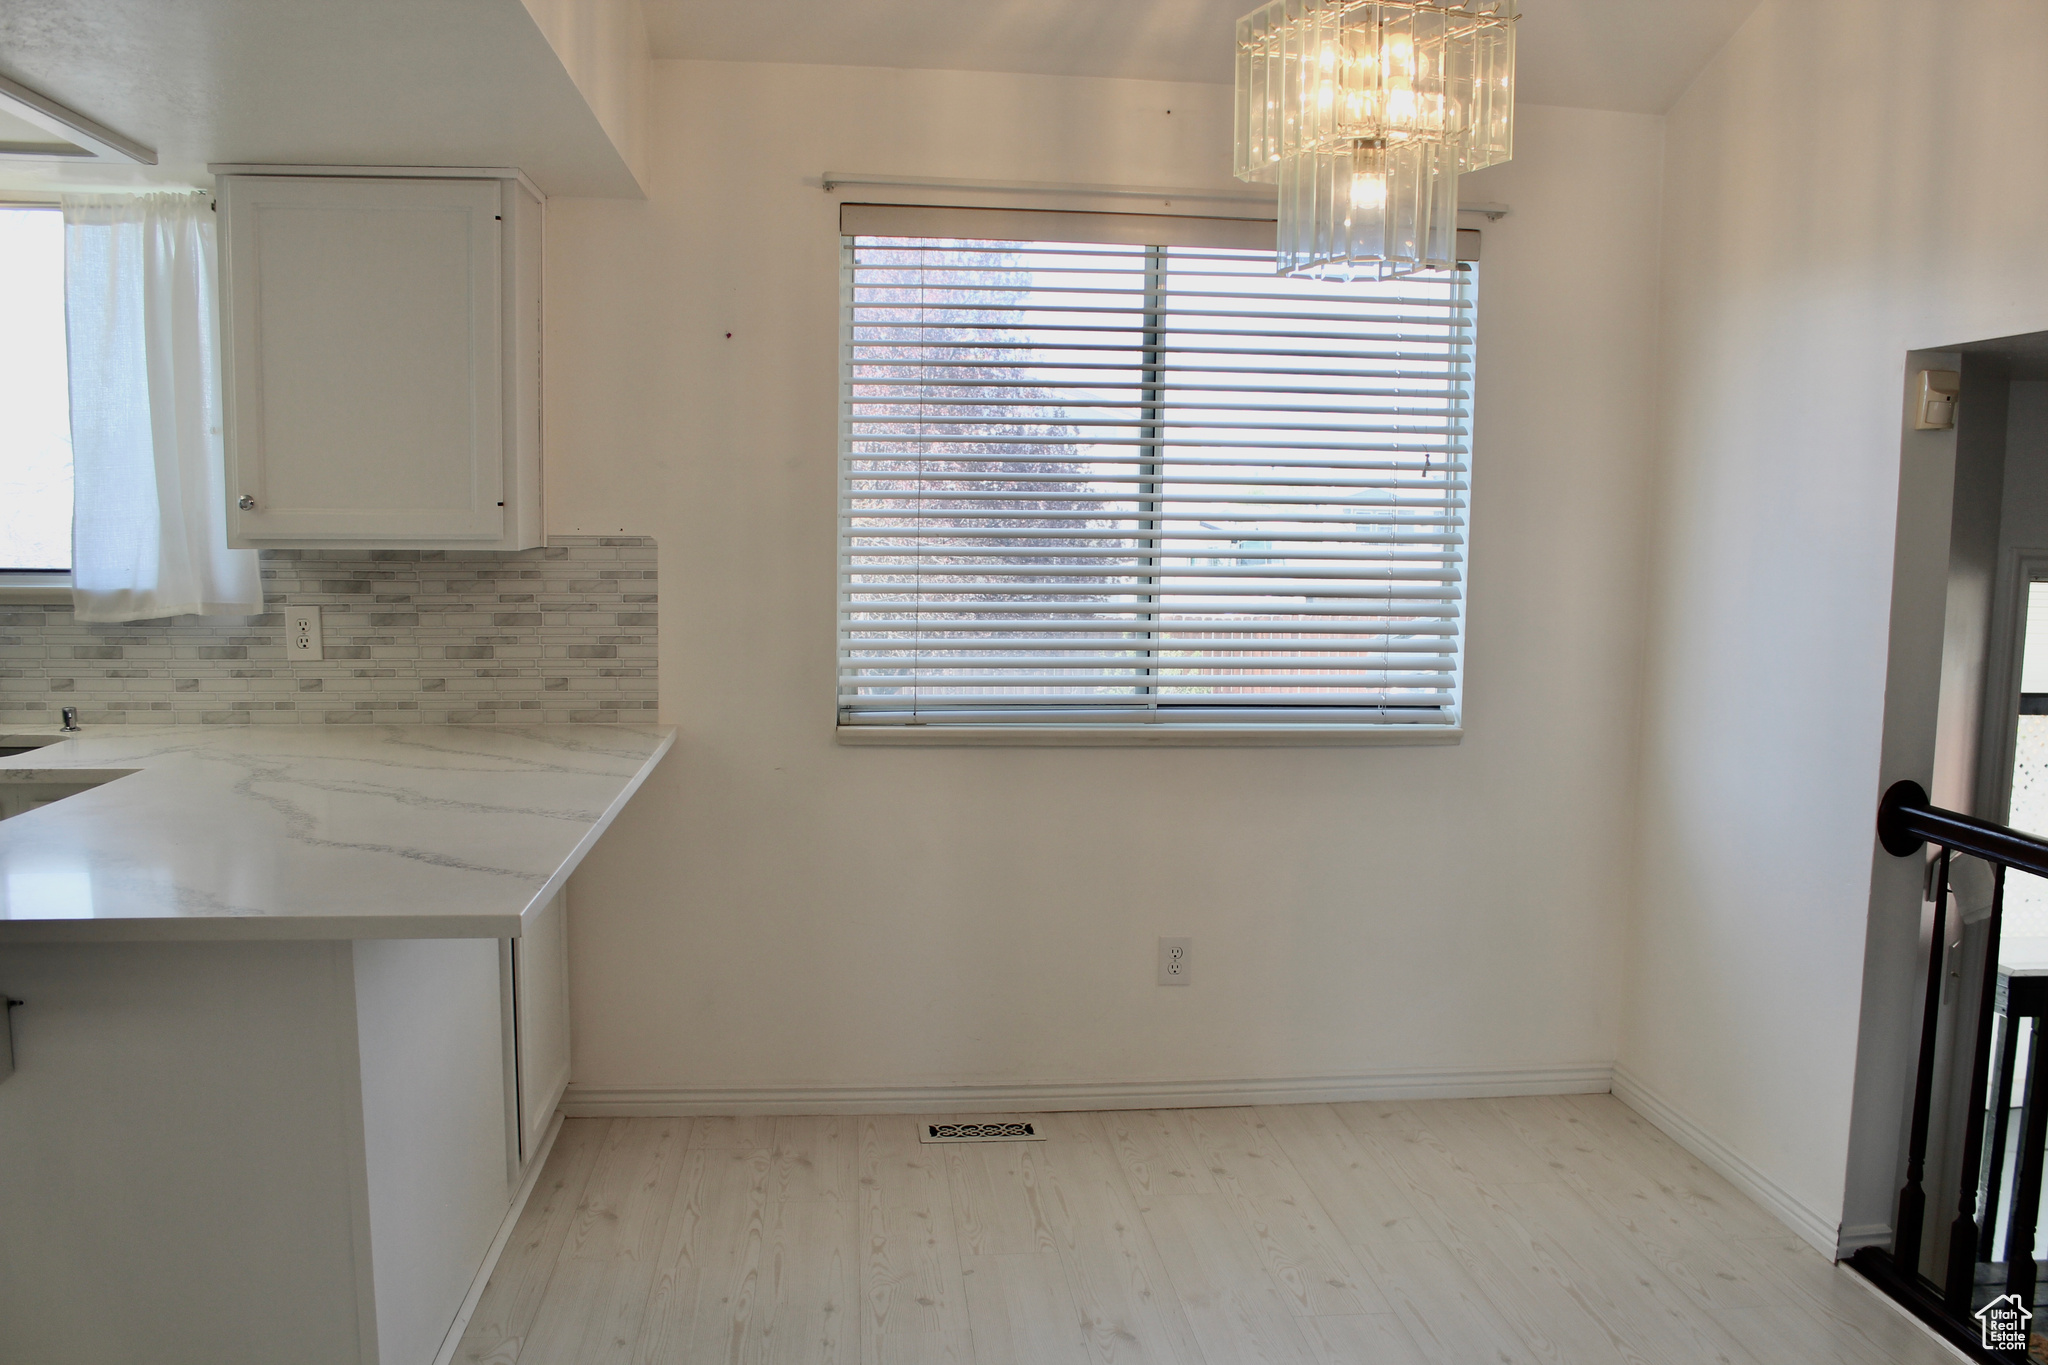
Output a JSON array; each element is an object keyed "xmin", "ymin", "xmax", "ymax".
[{"xmin": 237, "ymin": 495, "xmax": 256, "ymax": 510}]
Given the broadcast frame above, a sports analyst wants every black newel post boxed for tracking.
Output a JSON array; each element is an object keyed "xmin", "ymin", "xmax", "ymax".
[
  {"xmin": 1948, "ymin": 863, "xmax": 2007, "ymax": 1312},
  {"xmin": 1896, "ymin": 846, "xmax": 1953, "ymax": 1276},
  {"xmin": 2006, "ymin": 1014, "xmax": 2048, "ymax": 1309}
]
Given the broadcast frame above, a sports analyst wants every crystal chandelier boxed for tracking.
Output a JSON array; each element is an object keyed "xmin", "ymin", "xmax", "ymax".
[{"xmin": 1234, "ymin": 0, "xmax": 1517, "ymax": 279}]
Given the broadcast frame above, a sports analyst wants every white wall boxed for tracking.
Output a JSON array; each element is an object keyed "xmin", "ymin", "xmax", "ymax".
[
  {"xmin": 549, "ymin": 62, "xmax": 1665, "ymax": 1108},
  {"xmin": 1995, "ymin": 382, "xmax": 2048, "ymax": 639},
  {"xmin": 1623, "ymin": 0, "xmax": 2048, "ymax": 1252},
  {"xmin": 519, "ymin": 0, "xmax": 651, "ymax": 192}
]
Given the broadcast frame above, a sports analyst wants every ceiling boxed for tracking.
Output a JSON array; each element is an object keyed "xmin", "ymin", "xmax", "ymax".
[
  {"xmin": 640, "ymin": 0, "xmax": 1766, "ymax": 115},
  {"xmin": 0, "ymin": 0, "xmax": 640, "ymax": 196},
  {"xmin": 0, "ymin": 0, "xmax": 1766, "ymax": 202},
  {"xmin": 1955, "ymin": 331, "xmax": 2048, "ymax": 382}
]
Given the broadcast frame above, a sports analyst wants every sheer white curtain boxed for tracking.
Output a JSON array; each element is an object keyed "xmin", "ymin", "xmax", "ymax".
[{"xmin": 62, "ymin": 192, "xmax": 260, "ymax": 622}]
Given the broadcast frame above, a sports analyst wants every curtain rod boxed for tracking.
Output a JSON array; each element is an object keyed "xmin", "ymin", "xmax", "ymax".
[
  {"xmin": 823, "ymin": 171, "xmax": 1269, "ymax": 204},
  {"xmin": 0, "ymin": 187, "xmax": 209, "ymax": 206},
  {"xmin": 820, "ymin": 171, "xmax": 1509, "ymax": 219}
]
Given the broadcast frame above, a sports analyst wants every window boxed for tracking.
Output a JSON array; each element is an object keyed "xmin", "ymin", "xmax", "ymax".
[
  {"xmin": 837, "ymin": 207, "xmax": 1475, "ymax": 738},
  {"xmin": 2005, "ymin": 578, "xmax": 2048, "ymax": 938},
  {"xmin": 0, "ymin": 205, "xmax": 72, "ymax": 574}
]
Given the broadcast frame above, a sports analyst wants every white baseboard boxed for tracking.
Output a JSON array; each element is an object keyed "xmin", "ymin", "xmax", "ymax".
[
  {"xmin": 429, "ymin": 1111, "xmax": 564, "ymax": 1365},
  {"xmin": 560, "ymin": 1062, "xmax": 1614, "ymax": 1117},
  {"xmin": 1836, "ymin": 1221, "xmax": 1895, "ymax": 1254},
  {"xmin": 1610, "ymin": 1065, "xmax": 1840, "ymax": 1257}
]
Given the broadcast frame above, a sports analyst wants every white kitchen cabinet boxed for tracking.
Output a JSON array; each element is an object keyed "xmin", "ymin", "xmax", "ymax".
[
  {"xmin": 0, "ymin": 937, "xmax": 520, "ymax": 1365},
  {"xmin": 215, "ymin": 167, "xmax": 543, "ymax": 550},
  {"xmin": 511, "ymin": 888, "xmax": 572, "ymax": 1163},
  {"xmin": 0, "ymin": 928, "xmax": 577, "ymax": 1365}
]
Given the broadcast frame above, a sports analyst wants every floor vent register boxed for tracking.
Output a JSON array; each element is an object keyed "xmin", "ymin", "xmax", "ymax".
[{"xmin": 918, "ymin": 1120, "xmax": 1045, "ymax": 1144}]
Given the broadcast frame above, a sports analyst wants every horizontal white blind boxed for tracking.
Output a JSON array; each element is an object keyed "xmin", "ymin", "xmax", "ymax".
[{"xmin": 839, "ymin": 232, "xmax": 1474, "ymax": 728}]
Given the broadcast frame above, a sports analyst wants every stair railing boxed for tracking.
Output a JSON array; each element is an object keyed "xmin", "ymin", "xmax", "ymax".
[{"xmin": 1853, "ymin": 779, "xmax": 2048, "ymax": 1361}]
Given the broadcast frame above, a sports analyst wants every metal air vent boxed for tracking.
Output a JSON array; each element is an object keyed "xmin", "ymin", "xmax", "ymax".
[{"xmin": 918, "ymin": 1120, "xmax": 1045, "ymax": 1144}]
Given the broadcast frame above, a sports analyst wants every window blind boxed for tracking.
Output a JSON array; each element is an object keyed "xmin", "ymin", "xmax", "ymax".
[{"xmin": 838, "ymin": 213, "xmax": 1474, "ymax": 731}]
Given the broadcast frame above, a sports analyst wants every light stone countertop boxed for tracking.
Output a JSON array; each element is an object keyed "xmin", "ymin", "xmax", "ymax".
[{"xmin": 0, "ymin": 724, "xmax": 674, "ymax": 942}]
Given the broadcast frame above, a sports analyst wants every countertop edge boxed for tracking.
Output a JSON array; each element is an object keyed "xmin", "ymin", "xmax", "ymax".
[
  {"xmin": 512, "ymin": 725, "xmax": 677, "ymax": 930},
  {"xmin": 0, "ymin": 727, "xmax": 677, "ymax": 945}
]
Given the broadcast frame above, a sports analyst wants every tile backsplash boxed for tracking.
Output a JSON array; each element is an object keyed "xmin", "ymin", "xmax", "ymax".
[{"xmin": 0, "ymin": 536, "xmax": 657, "ymax": 727}]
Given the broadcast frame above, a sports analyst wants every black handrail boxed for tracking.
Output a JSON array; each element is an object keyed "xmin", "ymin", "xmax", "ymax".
[
  {"xmin": 1856, "ymin": 779, "xmax": 2048, "ymax": 1362},
  {"xmin": 1879, "ymin": 779, "xmax": 2048, "ymax": 876}
]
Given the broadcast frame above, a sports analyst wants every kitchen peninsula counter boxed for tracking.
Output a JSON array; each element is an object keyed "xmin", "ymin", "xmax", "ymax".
[
  {"xmin": 0, "ymin": 723, "xmax": 673, "ymax": 942},
  {"xmin": 0, "ymin": 722, "xmax": 674, "ymax": 1365}
]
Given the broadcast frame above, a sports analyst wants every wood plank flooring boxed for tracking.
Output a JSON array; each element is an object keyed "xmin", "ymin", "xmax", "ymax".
[{"xmin": 454, "ymin": 1096, "xmax": 1956, "ymax": 1365}]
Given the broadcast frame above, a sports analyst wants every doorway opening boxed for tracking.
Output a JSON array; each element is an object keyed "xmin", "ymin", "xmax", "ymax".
[{"xmin": 1850, "ymin": 331, "xmax": 2048, "ymax": 1361}]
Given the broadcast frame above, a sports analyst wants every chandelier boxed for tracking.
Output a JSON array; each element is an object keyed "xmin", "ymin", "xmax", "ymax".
[{"xmin": 1234, "ymin": 0, "xmax": 1517, "ymax": 280}]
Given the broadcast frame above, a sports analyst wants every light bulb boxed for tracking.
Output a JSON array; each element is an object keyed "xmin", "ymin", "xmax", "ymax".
[{"xmin": 1350, "ymin": 173, "xmax": 1387, "ymax": 210}]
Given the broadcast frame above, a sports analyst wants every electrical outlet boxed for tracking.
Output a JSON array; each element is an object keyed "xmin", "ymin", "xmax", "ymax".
[
  {"xmin": 290, "ymin": 607, "xmax": 323, "ymax": 661},
  {"xmin": 1157, "ymin": 937, "xmax": 1191, "ymax": 986}
]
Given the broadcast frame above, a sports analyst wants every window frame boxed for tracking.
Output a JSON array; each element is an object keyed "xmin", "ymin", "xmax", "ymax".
[
  {"xmin": 0, "ymin": 571, "xmax": 72, "ymax": 603},
  {"xmin": 0, "ymin": 199, "xmax": 73, "ymax": 593},
  {"xmin": 833, "ymin": 211, "xmax": 1476, "ymax": 747}
]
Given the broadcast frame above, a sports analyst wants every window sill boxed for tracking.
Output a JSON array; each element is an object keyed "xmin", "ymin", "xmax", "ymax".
[
  {"xmin": 835, "ymin": 724, "xmax": 1462, "ymax": 748},
  {"xmin": 0, "ymin": 575, "xmax": 71, "ymax": 604}
]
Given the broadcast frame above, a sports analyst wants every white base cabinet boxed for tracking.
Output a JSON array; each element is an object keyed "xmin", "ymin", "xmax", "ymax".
[
  {"xmin": 512, "ymin": 888, "xmax": 572, "ymax": 1163},
  {"xmin": 215, "ymin": 167, "xmax": 543, "ymax": 550},
  {"xmin": 0, "ymin": 893, "xmax": 570, "ymax": 1365}
]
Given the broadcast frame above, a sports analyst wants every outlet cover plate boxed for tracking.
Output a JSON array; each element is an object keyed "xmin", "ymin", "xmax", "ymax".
[
  {"xmin": 290, "ymin": 607, "xmax": 323, "ymax": 661},
  {"xmin": 1158, "ymin": 936, "xmax": 1191, "ymax": 986}
]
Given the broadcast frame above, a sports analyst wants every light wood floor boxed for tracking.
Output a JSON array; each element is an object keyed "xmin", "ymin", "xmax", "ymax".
[{"xmin": 453, "ymin": 1095, "xmax": 1955, "ymax": 1365}]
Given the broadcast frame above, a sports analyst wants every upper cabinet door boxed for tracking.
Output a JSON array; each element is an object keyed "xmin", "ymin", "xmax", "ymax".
[{"xmin": 220, "ymin": 175, "xmax": 538, "ymax": 548}]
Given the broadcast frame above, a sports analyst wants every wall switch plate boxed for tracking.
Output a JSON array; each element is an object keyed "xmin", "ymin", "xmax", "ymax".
[
  {"xmin": 1157, "ymin": 937, "xmax": 1191, "ymax": 986},
  {"xmin": 290, "ymin": 607, "xmax": 323, "ymax": 661}
]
